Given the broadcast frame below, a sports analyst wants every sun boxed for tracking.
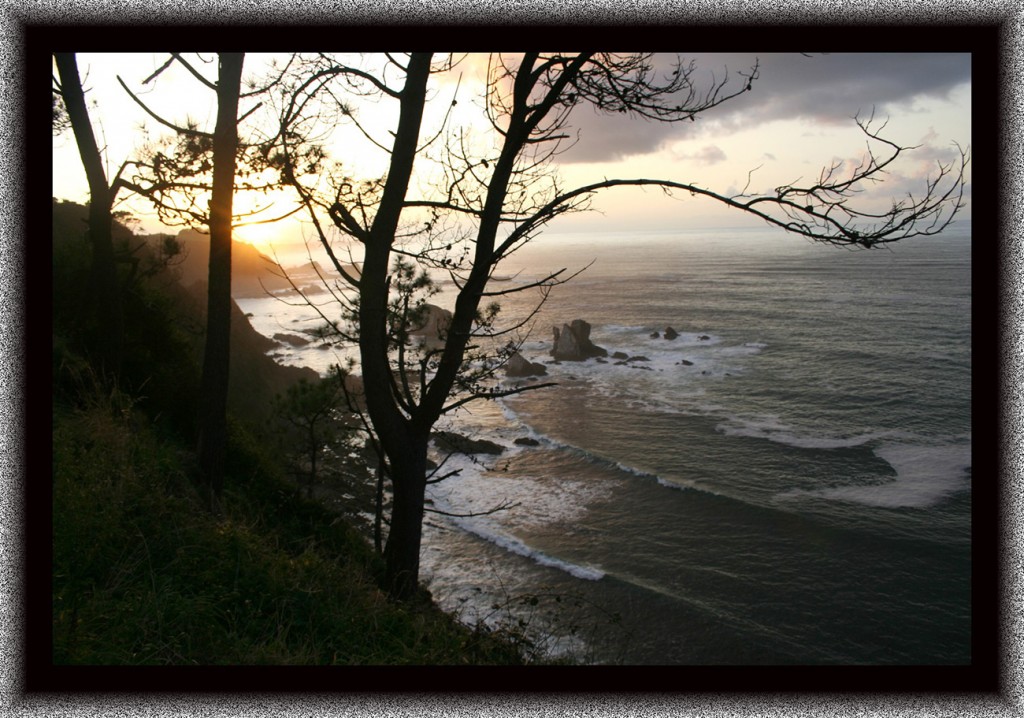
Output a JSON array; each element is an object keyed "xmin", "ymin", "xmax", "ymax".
[
  {"xmin": 233, "ymin": 220, "xmax": 279, "ymax": 250},
  {"xmin": 232, "ymin": 189, "xmax": 307, "ymax": 252}
]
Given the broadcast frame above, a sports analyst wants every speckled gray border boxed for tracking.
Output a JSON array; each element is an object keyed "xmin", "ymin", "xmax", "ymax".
[{"xmin": 7, "ymin": 2, "xmax": 1019, "ymax": 716}]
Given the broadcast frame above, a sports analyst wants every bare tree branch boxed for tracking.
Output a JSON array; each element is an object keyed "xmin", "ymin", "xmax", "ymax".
[
  {"xmin": 117, "ymin": 75, "xmax": 211, "ymax": 138},
  {"xmin": 141, "ymin": 55, "xmax": 175, "ymax": 85},
  {"xmin": 168, "ymin": 53, "xmax": 217, "ymax": 91}
]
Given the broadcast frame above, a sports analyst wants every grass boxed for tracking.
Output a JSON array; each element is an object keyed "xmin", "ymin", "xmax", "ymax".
[
  {"xmin": 52, "ymin": 390, "xmax": 536, "ymax": 665},
  {"xmin": 49, "ymin": 200, "xmax": 565, "ymax": 666}
]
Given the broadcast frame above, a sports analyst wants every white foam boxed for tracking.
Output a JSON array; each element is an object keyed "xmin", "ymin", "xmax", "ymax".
[
  {"xmin": 779, "ymin": 441, "xmax": 971, "ymax": 509},
  {"xmin": 652, "ymin": 474, "xmax": 729, "ymax": 498},
  {"xmin": 428, "ymin": 492, "xmax": 606, "ymax": 581},
  {"xmin": 716, "ymin": 414, "xmax": 898, "ymax": 449},
  {"xmin": 463, "ymin": 528, "xmax": 605, "ymax": 581},
  {"xmin": 502, "ymin": 327, "xmax": 762, "ymax": 420},
  {"xmin": 424, "ymin": 445, "xmax": 608, "ymax": 580},
  {"xmin": 495, "ymin": 402, "xmax": 566, "ymax": 445},
  {"xmin": 495, "ymin": 401, "xmax": 736, "ymax": 501},
  {"xmin": 428, "ymin": 448, "xmax": 607, "ymax": 526}
]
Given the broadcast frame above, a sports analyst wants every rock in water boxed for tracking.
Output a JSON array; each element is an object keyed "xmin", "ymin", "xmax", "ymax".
[
  {"xmin": 273, "ymin": 332, "xmax": 311, "ymax": 347},
  {"xmin": 506, "ymin": 352, "xmax": 548, "ymax": 377},
  {"xmin": 409, "ymin": 303, "xmax": 453, "ymax": 339},
  {"xmin": 552, "ymin": 324, "xmax": 576, "ymax": 359},
  {"xmin": 432, "ymin": 431, "xmax": 504, "ymax": 456},
  {"xmin": 664, "ymin": 326, "xmax": 679, "ymax": 340},
  {"xmin": 551, "ymin": 319, "xmax": 608, "ymax": 361}
]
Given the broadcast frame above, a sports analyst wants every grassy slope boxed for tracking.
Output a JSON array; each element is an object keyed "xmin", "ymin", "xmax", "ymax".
[
  {"xmin": 52, "ymin": 397, "xmax": 530, "ymax": 665},
  {"xmin": 51, "ymin": 201, "xmax": 536, "ymax": 666}
]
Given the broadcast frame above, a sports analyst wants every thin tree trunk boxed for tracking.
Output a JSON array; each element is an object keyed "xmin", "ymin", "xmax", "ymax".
[
  {"xmin": 196, "ymin": 53, "xmax": 243, "ymax": 507},
  {"xmin": 53, "ymin": 53, "xmax": 123, "ymax": 375},
  {"xmin": 308, "ymin": 425, "xmax": 317, "ymax": 498},
  {"xmin": 374, "ymin": 448, "xmax": 385, "ymax": 555}
]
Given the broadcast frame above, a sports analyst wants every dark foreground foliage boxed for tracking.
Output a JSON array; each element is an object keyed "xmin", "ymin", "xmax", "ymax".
[
  {"xmin": 52, "ymin": 394, "xmax": 532, "ymax": 665},
  {"xmin": 51, "ymin": 200, "xmax": 536, "ymax": 665}
]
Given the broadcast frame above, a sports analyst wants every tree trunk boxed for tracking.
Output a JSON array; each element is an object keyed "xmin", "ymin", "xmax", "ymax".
[
  {"xmin": 382, "ymin": 438, "xmax": 430, "ymax": 601},
  {"xmin": 196, "ymin": 53, "xmax": 243, "ymax": 507},
  {"xmin": 53, "ymin": 53, "xmax": 123, "ymax": 375},
  {"xmin": 356, "ymin": 53, "xmax": 434, "ymax": 598}
]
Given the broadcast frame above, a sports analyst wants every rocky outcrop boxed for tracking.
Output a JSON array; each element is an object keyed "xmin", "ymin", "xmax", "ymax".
[
  {"xmin": 613, "ymin": 355, "xmax": 649, "ymax": 365},
  {"xmin": 514, "ymin": 437, "xmax": 540, "ymax": 447},
  {"xmin": 409, "ymin": 304, "xmax": 453, "ymax": 340},
  {"xmin": 273, "ymin": 332, "xmax": 312, "ymax": 347},
  {"xmin": 663, "ymin": 326, "xmax": 679, "ymax": 340},
  {"xmin": 614, "ymin": 356, "xmax": 653, "ymax": 370},
  {"xmin": 169, "ymin": 228, "xmax": 296, "ymax": 298},
  {"xmin": 506, "ymin": 352, "xmax": 548, "ymax": 377},
  {"xmin": 432, "ymin": 431, "xmax": 504, "ymax": 456},
  {"xmin": 551, "ymin": 319, "xmax": 607, "ymax": 361}
]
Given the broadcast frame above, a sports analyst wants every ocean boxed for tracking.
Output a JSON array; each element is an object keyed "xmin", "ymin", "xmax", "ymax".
[{"xmin": 236, "ymin": 223, "xmax": 972, "ymax": 665}]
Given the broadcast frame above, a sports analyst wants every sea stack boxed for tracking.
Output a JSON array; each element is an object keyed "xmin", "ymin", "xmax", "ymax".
[
  {"xmin": 409, "ymin": 303, "xmax": 453, "ymax": 339},
  {"xmin": 506, "ymin": 352, "xmax": 548, "ymax": 377},
  {"xmin": 551, "ymin": 319, "xmax": 608, "ymax": 361}
]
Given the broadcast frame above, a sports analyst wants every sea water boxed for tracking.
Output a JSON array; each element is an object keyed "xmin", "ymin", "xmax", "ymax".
[{"xmin": 236, "ymin": 224, "xmax": 972, "ymax": 665}]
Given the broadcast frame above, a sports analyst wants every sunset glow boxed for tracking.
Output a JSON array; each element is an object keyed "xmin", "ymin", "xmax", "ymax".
[{"xmin": 53, "ymin": 52, "xmax": 971, "ymax": 245}]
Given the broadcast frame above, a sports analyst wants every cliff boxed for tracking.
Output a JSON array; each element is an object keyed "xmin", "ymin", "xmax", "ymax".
[{"xmin": 166, "ymin": 228, "xmax": 294, "ymax": 298}]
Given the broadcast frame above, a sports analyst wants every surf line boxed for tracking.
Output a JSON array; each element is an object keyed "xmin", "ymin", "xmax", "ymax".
[{"xmin": 444, "ymin": 514, "xmax": 606, "ymax": 582}]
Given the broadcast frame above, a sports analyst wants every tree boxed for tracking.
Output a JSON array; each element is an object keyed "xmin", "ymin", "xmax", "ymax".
[
  {"xmin": 52, "ymin": 53, "xmax": 125, "ymax": 375},
  {"xmin": 277, "ymin": 52, "xmax": 968, "ymax": 600},
  {"xmin": 115, "ymin": 53, "xmax": 313, "ymax": 506},
  {"xmin": 271, "ymin": 368, "xmax": 354, "ymax": 499},
  {"xmin": 194, "ymin": 52, "xmax": 244, "ymax": 505}
]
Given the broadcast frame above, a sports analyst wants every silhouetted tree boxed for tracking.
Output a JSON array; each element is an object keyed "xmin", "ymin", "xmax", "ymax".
[
  {"xmin": 277, "ymin": 52, "xmax": 968, "ymax": 600},
  {"xmin": 113, "ymin": 53, "xmax": 247, "ymax": 505},
  {"xmin": 192, "ymin": 52, "xmax": 244, "ymax": 505},
  {"xmin": 52, "ymin": 53, "xmax": 124, "ymax": 374},
  {"xmin": 114, "ymin": 53, "xmax": 315, "ymax": 506}
]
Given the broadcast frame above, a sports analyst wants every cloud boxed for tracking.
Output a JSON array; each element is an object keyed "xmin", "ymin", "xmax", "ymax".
[
  {"xmin": 552, "ymin": 108, "xmax": 678, "ymax": 163},
  {"xmin": 703, "ymin": 52, "xmax": 970, "ymax": 125},
  {"xmin": 671, "ymin": 144, "xmax": 728, "ymax": 165},
  {"xmin": 557, "ymin": 52, "xmax": 970, "ymax": 164}
]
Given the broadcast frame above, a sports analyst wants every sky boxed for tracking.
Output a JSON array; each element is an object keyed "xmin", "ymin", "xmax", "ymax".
[{"xmin": 52, "ymin": 52, "xmax": 972, "ymax": 253}]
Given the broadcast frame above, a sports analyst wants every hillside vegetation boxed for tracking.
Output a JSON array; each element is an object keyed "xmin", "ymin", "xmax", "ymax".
[{"xmin": 51, "ymin": 199, "xmax": 539, "ymax": 665}]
